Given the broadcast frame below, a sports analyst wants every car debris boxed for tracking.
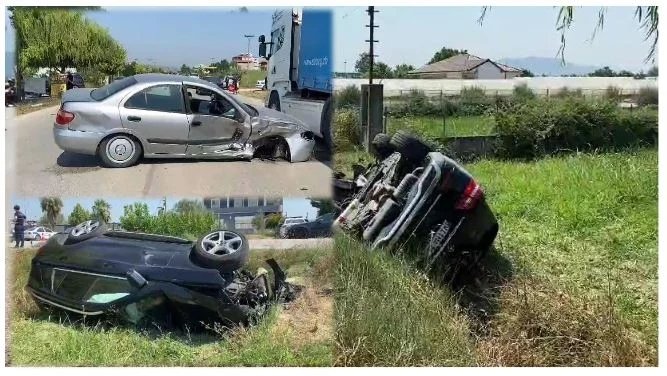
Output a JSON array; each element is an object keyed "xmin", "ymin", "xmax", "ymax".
[
  {"xmin": 26, "ymin": 220, "xmax": 301, "ymax": 329},
  {"xmin": 333, "ymin": 131, "xmax": 499, "ymax": 278}
]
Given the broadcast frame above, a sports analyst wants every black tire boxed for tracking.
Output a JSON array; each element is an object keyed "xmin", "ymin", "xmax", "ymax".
[
  {"xmin": 371, "ymin": 133, "xmax": 394, "ymax": 159},
  {"xmin": 65, "ymin": 220, "xmax": 108, "ymax": 245},
  {"xmin": 98, "ymin": 134, "xmax": 142, "ymax": 168},
  {"xmin": 193, "ymin": 230, "xmax": 250, "ymax": 273},
  {"xmin": 268, "ymin": 91, "xmax": 281, "ymax": 111},
  {"xmin": 390, "ymin": 130, "xmax": 431, "ymax": 164},
  {"xmin": 321, "ymin": 97, "xmax": 334, "ymax": 150}
]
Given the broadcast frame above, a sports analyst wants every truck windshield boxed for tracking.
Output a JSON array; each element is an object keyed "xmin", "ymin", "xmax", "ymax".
[{"xmin": 270, "ymin": 26, "xmax": 285, "ymax": 56}]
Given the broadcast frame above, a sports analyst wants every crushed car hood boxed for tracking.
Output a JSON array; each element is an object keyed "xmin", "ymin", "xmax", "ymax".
[{"xmin": 250, "ymin": 105, "xmax": 310, "ymax": 134}]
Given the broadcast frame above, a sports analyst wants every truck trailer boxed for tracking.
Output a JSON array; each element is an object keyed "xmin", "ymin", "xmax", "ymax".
[{"xmin": 258, "ymin": 8, "xmax": 334, "ymax": 150}]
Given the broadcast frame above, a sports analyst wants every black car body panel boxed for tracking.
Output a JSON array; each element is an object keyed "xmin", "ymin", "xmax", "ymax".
[{"xmin": 27, "ymin": 231, "xmax": 294, "ymax": 327}]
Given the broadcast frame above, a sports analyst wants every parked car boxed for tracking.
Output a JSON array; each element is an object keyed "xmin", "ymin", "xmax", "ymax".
[
  {"xmin": 5, "ymin": 80, "xmax": 16, "ymax": 107},
  {"xmin": 24, "ymin": 226, "xmax": 57, "ymax": 241},
  {"xmin": 284, "ymin": 213, "xmax": 335, "ymax": 239},
  {"xmin": 333, "ymin": 131, "xmax": 499, "ymax": 278},
  {"xmin": 277, "ymin": 217, "xmax": 308, "ymax": 238},
  {"xmin": 26, "ymin": 220, "xmax": 299, "ymax": 329},
  {"xmin": 255, "ymin": 79, "xmax": 267, "ymax": 90},
  {"xmin": 53, "ymin": 73, "xmax": 316, "ymax": 168}
]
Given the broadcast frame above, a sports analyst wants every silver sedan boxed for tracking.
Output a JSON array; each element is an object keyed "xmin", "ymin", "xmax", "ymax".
[{"xmin": 53, "ymin": 74, "xmax": 316, "ymax": 168}]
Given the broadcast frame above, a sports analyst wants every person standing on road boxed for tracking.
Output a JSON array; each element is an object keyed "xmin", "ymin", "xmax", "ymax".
[
  {"xmin": 13, "ymin": 205, "xmax": 26, "ymax": 248},
  {"xmin": 66, "ymin": 72, "xmax": 74, "ymax": 91}
]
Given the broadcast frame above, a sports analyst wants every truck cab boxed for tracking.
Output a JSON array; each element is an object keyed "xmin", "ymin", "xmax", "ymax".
[{"xmin": 258, "ymin": 8, "xmax": 334, "ymax": 150}]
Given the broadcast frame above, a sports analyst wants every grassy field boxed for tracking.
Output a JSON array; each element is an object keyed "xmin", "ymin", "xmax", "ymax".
[
  {"xmin": 239, "ymin": 70, "xmax": 267, "ymax": 89},
  {"xmin": 8, "ymin": 247, "xmax": 333, "ymax": 366},
  {"xmin": 386, "ymin": 115, "xmax": 496, "ymax": 138},
  {"xmin": 15, "ymin": 97, "xmax": 61, "ymax": 115},
  {"xmin": 335, "ymin": 149, "xmax": 658, "ymax": 366}
]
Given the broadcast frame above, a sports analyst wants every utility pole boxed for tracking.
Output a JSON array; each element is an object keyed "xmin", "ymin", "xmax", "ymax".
[
  {"xmin": 243, "ymin": 34, "xmax": 255, "ymax": 55},
  {"xmin": 365, "ymin": 6, "xmax": 379, "ymax": 84}
]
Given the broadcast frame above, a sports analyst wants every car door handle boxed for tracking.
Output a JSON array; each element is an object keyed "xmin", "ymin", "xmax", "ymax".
[
  {"xmin": 192, "ymin": 121, "xmax": 202, "ymax": 126},
  {"xmin": 127, "ymin": 116, "xmax": 141, "ymax": 122}
]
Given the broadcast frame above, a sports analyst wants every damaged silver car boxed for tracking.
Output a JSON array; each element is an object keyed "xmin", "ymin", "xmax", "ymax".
[{"xmin": 53, "ymin": 73, "xmax": 316, "ymax": 168}]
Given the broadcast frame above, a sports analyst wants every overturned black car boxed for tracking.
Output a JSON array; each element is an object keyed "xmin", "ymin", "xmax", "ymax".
[
  {"xmin": 334, "ymin": 131, "xmax": 499, "ymax": 277},
  {"xmin": 26, "ymin": 220, "xmax": 298, "ymax": 329}
]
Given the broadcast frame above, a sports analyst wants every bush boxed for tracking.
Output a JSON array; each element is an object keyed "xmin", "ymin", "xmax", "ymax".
[
  {"xmin": 264, "ymin": 213, "xmax": 284, "ymax": 229},
  {"xmin": 459, "ymin": 86, "xmax": 492, "ymax": 116},
  {"xmin": 334, "ymin": 107, "xmax": 361, "ymax": 151},
  {"xmin": 605, "ymin": 85, "xmax": 622, "ymax": 101},
  {"xmin": 552, "ymin": 87, "xmax": 584, "ymax": 99},
  {"xmin": 119, "ymin": 202, "xmax": 218, "ymax": 239},
  {"xmin": 335, "ymin": 85, "xmax": 361, "ymax": 109},
  {"xmin": 512, "ymin": 83, "xmax": 536, "ymax": 101},
  {"xmin": 495, "ymin": 97, "xmax": 657, "ymax": 159},
  {"xmin": 636, "ymin": 87, "xmax": 658, "ymax": 106}
]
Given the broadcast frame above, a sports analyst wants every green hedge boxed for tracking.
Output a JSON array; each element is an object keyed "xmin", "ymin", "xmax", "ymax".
[
  {"xmin": 495, "ymin": 97, "xmax": 658, "ymax": 159},
  {"xmin": 119, "ymin": 203, "xmax": 218, "ymax": 240}
]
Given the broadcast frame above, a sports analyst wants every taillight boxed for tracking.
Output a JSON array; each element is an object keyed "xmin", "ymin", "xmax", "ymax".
[
  {"xmin": 455, "ymin": 179, "xmax": 483, "ymax": 211},
  {"xmin": 55, "ymin": 108, "xmax": 75, "ymax": 126}
]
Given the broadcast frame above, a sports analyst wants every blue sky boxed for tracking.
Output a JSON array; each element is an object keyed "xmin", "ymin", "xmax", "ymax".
[
  {"xmin": 8, "ymin": 197, "xmax": 319, "ymax": 223},
  {"xmin": 333, "ymin": 6, "xmax": 657, "ymax": 72},
  {"xmin": 5, "ymin": 6, "xmax": 657, "ymax": 72}
]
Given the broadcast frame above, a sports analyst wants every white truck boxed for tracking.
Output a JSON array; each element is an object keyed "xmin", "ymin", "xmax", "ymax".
[{"xmin": 258, "ymin": 8, "xmax": 334, "ymax": 150}]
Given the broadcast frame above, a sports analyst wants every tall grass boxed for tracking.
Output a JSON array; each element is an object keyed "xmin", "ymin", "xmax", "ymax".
[{"xmin": 334, "ymin": 149, "xmax": 658, "ymax": 366}]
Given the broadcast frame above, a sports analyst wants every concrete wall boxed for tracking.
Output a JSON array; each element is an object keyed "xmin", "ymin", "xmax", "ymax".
[{"xmin": 334, "ymin": 76, "xmax": 659, "ymax": 97}]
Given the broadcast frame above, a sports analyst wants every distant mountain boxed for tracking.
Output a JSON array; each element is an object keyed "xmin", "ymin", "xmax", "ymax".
[
  {"xmin": 498, "ymin": 57, "xmax": 601, "ymax": 76},
  {"xmin": 6, "ymin": 51, "xmax": 16, "ymax": 79}
]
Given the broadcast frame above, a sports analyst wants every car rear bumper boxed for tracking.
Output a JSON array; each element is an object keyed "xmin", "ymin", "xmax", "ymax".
[{"xmin": 53, "ymin": 126, "xmax": 104, "ymax": 155}]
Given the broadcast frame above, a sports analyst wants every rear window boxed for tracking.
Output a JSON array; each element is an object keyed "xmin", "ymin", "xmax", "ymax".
[{"xmin": 90, "ymin": 76, "xmax": 137, "ymax": 101}]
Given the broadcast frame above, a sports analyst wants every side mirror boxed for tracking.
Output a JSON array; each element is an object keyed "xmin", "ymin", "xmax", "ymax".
[
  {"xmin": 258, "ymin": 35, "xmax": 266, "ymax": 43},
  {"xmin": 259, "ymin": 43, "xmax": 267, "ymax": 59}
]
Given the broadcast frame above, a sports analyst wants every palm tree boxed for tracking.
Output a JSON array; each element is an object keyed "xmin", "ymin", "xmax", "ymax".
[
  {"xmin": 479, "ymin": 6, "xmax": 658, "ymax": 63},
  {"xmin": 40, "ymin": 197, "xmax": 64, "ymax": 228},
  {"xmin": 91, "ymin": 199, "xmax": 111, "ymax": 223}
]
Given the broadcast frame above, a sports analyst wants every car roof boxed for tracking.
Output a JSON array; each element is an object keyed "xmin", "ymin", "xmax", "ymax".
[{"xmin": 133, "ymin": 73, "xmax": 215, "ymax": 88}]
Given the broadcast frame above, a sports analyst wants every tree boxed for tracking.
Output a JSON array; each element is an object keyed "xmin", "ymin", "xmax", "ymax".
[
  {"xmin": 310, "ymin": 199, "xmax": 336, "ymax": 217},
  {"xmin": 180, "ymin": 64, "xmax": 191, "ymax": 75},
  {"xmin": 647, "ymin": 66, "xmax": 658, "ymax": 77},
  {"xmin": 173, "ymin": 199, "xmax": 206, "ymax": 215},
  {"xmin": 10, "ymin": 7, "xmax": 127, "ymax": 80},
  {"xmin": 428, "ymin": 46, "xmax": 468, "ymax": 64},
  {"xmin": 119, "ymin": 202, "xmax": 151, "ymax": 232},
  {"xmin": 520, "ymin": 69, "xmax": 535, "ymax": 77},
  {"xmin": 589, "ymin": 66, "xmax": 615, "ymax": 77},
  {"xmin": 39, "ymin": 213, "xmax": 64, "ymax": 227},
  {"xmin": 354, "ymin": 52, "xmax": 372, "ymax": 73},
  {"xmin": 40, "ymin": 197, "xmax": 64, "ymax": 228},
  {"xmin": 393, "ymin": 63, "xmax": 415, "ymax": 78},
  {"xmin": 68, "ymin": 203, "xmax": 91, "ymax": 225},
  {"xmin": 91, "ymin": 199, "xmax": 111, "ymax": 223},
  {"xmin": 478, "ymin": 6, "xmax": 658, "ymax": 63},
  {"xmin": 373, "ymin": 62, "xmax": 393, "ymax": 78}
]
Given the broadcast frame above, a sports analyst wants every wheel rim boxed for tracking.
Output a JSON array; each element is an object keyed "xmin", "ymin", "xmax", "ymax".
[
  {"xmin": 201, "ymin": 231, "xmax": 243, "ymax": 255},
  {"xmin": 71, "ymin": 220, "xmax": 100, "ymax": 237},
  {"xmin": 106, "ymin": 136, "xmax": 136, "ymax": 163}
]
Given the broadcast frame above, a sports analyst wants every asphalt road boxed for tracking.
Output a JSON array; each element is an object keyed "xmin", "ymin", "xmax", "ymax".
[{"xmin": 5, "ymin": 95, "xmax": 332, "ymax": 198}]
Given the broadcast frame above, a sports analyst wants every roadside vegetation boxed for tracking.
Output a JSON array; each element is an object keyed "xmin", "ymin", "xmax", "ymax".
[
  {"xmin": 334, "ymin": 149, "xmax": 657, "ymax": 366},
  {"xmin": 8, "ymin": 247, "xmax": 333, "ymax": 366}
]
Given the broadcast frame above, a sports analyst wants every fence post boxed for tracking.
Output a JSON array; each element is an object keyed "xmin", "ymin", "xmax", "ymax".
[
  {"xmin": 383, "ymin": 106, "xmax": 388, "ymax": 133},
  {"xmin": 546, "ymin": 88, "xmax": 550, "ymax": 98},
  {"xmin": 440, "ymin": 91, "xmax": 446, "ymax": 138}
]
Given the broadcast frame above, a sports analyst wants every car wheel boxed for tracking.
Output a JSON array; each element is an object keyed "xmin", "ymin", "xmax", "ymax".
[
  {"xmin": 65, "ymin": 220, "xmax": 108, "ymax": 245},
  {"xmin": 389, "ymin": 130, "xmax": 431, "ymax": 164},
  {"xmin": 98, "ymin": 135, "xmax": 142, "ymax": 168},
  {"xmin": 371, "ymin": 133, "xmax": 393, "ymax": 159},
  {"xmin": 320, "ymin": 97, "xmax": 334, "ymax": 151},
  {"xmin": 193, "ymin": 230, "xmax": 250, "ymax": 273},
  {"xmin": 268, "ymin": 92, "xmax": 281, "ymax": 111}
]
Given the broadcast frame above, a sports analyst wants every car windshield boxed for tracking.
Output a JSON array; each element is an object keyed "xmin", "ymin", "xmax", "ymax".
[{"xmin": 90, "ymin": 76, "xmax": 137, "ymax": 101}]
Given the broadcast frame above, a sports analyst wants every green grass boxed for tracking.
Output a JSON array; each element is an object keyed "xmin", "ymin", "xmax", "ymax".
[
  {"xmin": 335, "ymin": 149, "xmax": 658, "ymax": 366},
  {"xmin": 239, "ymin": 70, "xmax": 267, "ymax": 88},
  {"xmin": 9, "ymin": 248, "xmax": 333, "ymax": 366},
  {"xmin": 333, "ymin": 148, "xmax": 375, "ymax": 178},
  {"xmin": 387, "ymin": 115, "xmax": 496, "ymax": 138}
]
